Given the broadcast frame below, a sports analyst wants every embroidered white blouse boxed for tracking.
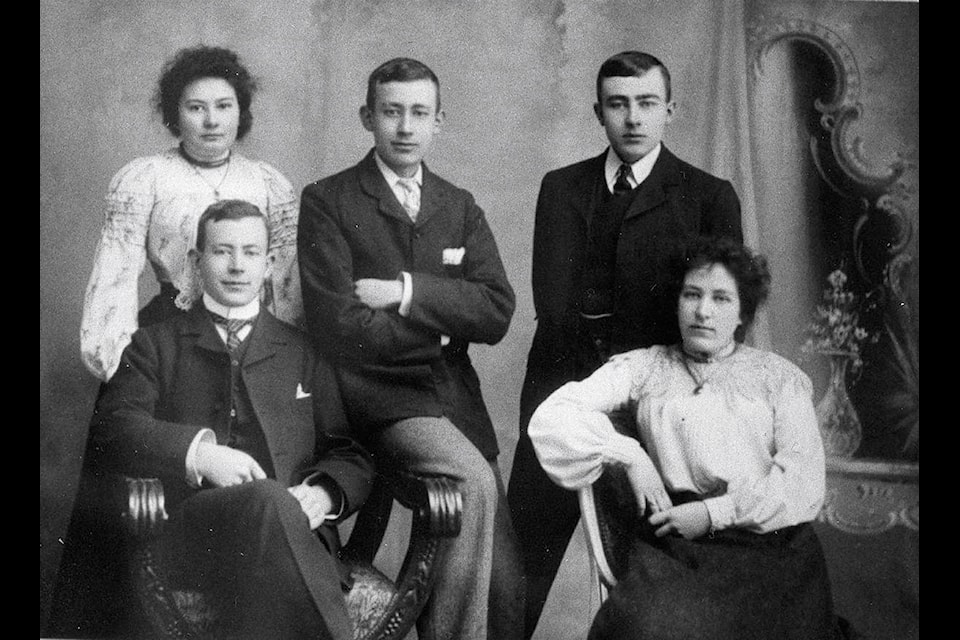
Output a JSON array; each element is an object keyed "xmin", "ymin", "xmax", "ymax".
[
  {"xmin": 528, "ymin": 344, "xmax": 826, "ymax": 534},
  {"xmin": 80, "ymin": 148, "xmax": 302, "ymax": 381}
]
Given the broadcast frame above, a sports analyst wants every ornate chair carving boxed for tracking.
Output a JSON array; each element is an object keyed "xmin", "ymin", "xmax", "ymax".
[{"xmin": 122, "ymin": 470, "xmax": 462, "ymax": 640}]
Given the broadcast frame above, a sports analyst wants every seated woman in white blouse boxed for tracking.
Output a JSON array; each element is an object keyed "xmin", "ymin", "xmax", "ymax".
[{"xmin": 529, "ymin": 236, "xmax": 849, "ymax": 640}]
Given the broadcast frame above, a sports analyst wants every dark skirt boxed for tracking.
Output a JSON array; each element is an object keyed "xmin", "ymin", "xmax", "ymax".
[{"xmin": 589, "ymin": 520, "xmax": 846, "ymax": 640}]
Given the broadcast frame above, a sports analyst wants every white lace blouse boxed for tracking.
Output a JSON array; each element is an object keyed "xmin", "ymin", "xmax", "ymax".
[
  {"xmin": 80, "ymin": 148, "xmax": 302, "ymax": 381},
  {"xmin": 529, "ymin": 344, "xmax": 826, "ymax": 534}
]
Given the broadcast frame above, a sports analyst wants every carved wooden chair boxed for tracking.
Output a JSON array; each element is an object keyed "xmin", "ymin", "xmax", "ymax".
[{"xmin": 122, "ymin": 469, "xmax": 462, "ymax": 640}]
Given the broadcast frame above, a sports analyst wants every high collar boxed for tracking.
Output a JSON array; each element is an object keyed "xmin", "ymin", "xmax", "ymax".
[
  {"xmin": 603, "ymin": 143, "xmax": 662, "ymax": 193},
  {"xmin": 201, "ymin": 293, "xmax": 260, "ymax": 320},
  {"xmin": 373, "ymin": 151, "xmax": 423, "ymax": 187}
]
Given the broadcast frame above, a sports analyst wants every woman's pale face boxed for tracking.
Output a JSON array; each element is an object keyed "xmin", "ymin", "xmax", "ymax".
[
  {"xmin": 178, "ymin": 77, "xmax": 240, "ymax": 162},
  {"xmin": 678, "ymin": 263, "xmax": 742, "ymax": 358}
]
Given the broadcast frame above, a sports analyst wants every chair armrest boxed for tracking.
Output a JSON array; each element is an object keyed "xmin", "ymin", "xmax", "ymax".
[
  {"xmin": 577, "ymin": 464, "xmax": 638, "ymax": 590},
  {"xmin": 341, "ymin": 469, "xmax": 463, "ymax": 640},
  {"xmin": 122, "ymin": 477, "xmax": 169, "ymax": 538},
  {"xmin": 578, "ymin": 484, "xmax": 619, "ymax": 589}
]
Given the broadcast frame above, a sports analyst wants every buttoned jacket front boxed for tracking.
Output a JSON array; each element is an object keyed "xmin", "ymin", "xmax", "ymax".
[{"xmin": 298, "ymin": 150, "xmax": 515, "ymax": 458}]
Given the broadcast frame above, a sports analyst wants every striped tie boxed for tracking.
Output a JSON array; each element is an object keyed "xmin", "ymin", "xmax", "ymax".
[
  {"xmin": 209, "ymin": 312, "xmax": 255, "ymax": 352},
  {"xmin": 397, "ymin": 177, "xmax": 420, "ymax": 222}
]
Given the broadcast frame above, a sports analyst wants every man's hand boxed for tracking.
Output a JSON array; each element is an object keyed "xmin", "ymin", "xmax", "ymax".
[
  {"xmin": 195, "ymin": 442, "xmax": 266, "ymax": 487},
  {"xmin": 354, "ymin": 278, "xmax": 403, "ymax": 309},
  {"xmin": 648, "ymin": 502, "xmax": 711, "ymax": 539},
  {"xmin": 288, "ymin": 483, "xmax": 336, "ymax": 530}
]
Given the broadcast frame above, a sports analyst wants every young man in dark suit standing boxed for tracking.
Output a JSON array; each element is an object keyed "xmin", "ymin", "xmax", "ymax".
[
  {"xmin": 84, "ymin": 200, "xmax": 373, "ymax": 640},
  {"xmin": 298, "ymin": 58, "xmax": 522, "ymax": 640},
  {"xmin": 508, "ymin": 50, "xmax": 744, "ymax": 638}
]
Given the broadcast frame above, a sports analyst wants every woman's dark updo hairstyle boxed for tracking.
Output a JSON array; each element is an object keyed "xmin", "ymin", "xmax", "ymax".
[
  {"xmin": 155, "ymin": 45, "xmax": 258, "ymax": 140},
  {"xmin": 670, "ymin": 235, "xmax": 771, "ymax": 338}
]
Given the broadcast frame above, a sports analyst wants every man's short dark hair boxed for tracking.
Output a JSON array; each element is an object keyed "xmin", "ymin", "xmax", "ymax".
[
  {"xmin": 366, "ymin": 57, "xmax": 441, "ymax": 111},
  {"xmin": 596, "ymin": 51, "xmax": 671, "ymax": 103},
  {"xmin": 195, "ymin": 199, "xmax": 269, "ymax": 250}
]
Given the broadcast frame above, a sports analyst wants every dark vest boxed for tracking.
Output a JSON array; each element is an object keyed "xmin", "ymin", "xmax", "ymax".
[
  {"xmin": 215, "ymin": 326, "xmax": 276, "ymax": 479},
  {"xmin": 578, "ymin": 182, "xmax": 640, "ymax": 362}
]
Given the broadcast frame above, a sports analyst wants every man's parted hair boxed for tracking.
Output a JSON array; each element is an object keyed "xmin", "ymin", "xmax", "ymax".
[
  {"xmin": 596, "ymin": 50, "xmax": 671, "ymax": 103},
  {"xmin": 366, "ymin": 57, "xmax": 441, "ymax": 111},
  {"xmin": 195, "ymin": 199, "xmax": 269, "ymax": 250}
]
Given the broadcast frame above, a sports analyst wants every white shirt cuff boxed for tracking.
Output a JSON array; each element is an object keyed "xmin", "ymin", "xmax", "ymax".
[
  {"xmin": 398, "ymin": 272, "xmax": 413, "ymax": 317},
  {"xmin": 303, "ymin": 472, "xmax": 346, "ymax": 522},
  {"xmin": 185, "ymin": 428, "xmax": 217, "ymax": 488}
]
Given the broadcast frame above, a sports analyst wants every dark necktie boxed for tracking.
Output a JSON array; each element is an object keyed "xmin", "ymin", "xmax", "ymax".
[
  {"xmin": 613, "ymin": 163, "xmax": 633, "ymax": 196},
  {"xmin": 209, "ymin": 312, "xmax": 255, "ymax": 352}
]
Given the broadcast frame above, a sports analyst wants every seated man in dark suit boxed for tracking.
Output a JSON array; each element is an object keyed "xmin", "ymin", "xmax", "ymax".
[{"xmin": 84, "ymin": 199, "xmax": 373, "ymax": 640}]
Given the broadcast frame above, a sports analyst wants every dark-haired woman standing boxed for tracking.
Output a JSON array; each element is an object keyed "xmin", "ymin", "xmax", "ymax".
[{"xmin": 81, "ymin": 45, "xmax": 300, "ymax": 381}]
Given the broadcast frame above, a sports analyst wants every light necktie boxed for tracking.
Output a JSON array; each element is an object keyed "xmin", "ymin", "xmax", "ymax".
[
  {"xmin": 613, "ymin": 163, "xmax": 633, "ymax": 196},
  {"xmin": 397, "ymin": 177, "xmax": 421, "ymax": 222},
  {"xmin": 209, "ymin": 312, "xmax": 255, "ymax": 353}
]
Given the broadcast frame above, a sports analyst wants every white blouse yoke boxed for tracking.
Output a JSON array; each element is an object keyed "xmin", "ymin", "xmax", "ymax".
[
  {"xmin": 80, "ymin": 148, "xmax": 302, "ymax": 381},
  {"xmin": 528, "ymin": 344, "xmax": 826, "ymax": 534}
]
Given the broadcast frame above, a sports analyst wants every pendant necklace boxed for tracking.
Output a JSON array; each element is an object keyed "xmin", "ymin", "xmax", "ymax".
[
  {"xmin": 680, "ymin": 345, "xmax": 736, "ymax": 395},
  {"xmin": 180, "ymin": 145, "xmax": 231, "ymax": 199}
]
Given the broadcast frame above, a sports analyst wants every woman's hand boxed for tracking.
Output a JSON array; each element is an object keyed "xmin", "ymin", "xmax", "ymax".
[
  {"xmin": 624, "ymin": 448, "xmax": 673, "ymax": 515},
  {"xmin": 648, "ymin": 502, "xmax": 711, "ymax": 539}
]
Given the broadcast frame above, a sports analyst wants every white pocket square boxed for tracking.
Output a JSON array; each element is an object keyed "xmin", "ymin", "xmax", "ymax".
[
  {"xmin": 442, "ymin": 247, "xmax": 466, "ymax": 266},
  {"xmin": 296, "ymin": 383, "xmax": 312, "ymax": 399}
]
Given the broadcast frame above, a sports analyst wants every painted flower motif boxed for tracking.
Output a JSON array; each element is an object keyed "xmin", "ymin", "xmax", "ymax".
[
  {"xmin": 800, "ymin": 267, "xmax": 879, "ymax": 377},
  {"xmin": 442, "ymin": 247, "xmax": 466, "ymax": 266}
]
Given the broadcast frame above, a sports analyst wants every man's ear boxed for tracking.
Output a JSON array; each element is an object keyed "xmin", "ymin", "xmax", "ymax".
[
  {"xmin": 665, "ymin": 100, "xmax": 676, "ymax": 125},
  {"xmin": 593, "ymin": 102, "xmax": 604, "ymax": 125},
  {"xmin": 433, "ymin": 108, "xmax": 445, "ymax": 132},
  {"xmin": 359, "ymin": 105, "xmax": 374, "ymax": 132},
  {"xmin": 188, "ymin": 247, "xmax": 200, "ymax": 267}
]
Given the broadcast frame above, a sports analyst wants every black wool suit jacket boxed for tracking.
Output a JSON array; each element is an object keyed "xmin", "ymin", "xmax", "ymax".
[
  {"xmin": 298, "ymin": 150, "xmax": 515, "ymax": 459},
  {"xmin": 520, "ymin": 145, "xmax": 743, "ymax": 428},
  {"xmin": 89, "ymin": 305, "xmax": 374, "ymax": 545}
]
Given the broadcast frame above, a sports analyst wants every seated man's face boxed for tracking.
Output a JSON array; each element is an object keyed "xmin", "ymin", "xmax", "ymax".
[{"xmin": 196, "ymin": 217, "xmax": 271, "ymax": 308}]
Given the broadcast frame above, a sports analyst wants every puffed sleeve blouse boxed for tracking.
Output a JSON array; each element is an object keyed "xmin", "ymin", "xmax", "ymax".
[
  {"xmin": 80, "ymin": 148, "xmax": 302, "ymax": 381},
  {"xmin": 528, "ymin": 344, "xmax": 826, "ymax": 534}
]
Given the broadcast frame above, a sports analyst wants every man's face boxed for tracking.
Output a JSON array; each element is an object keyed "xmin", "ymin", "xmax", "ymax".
[
  {"xmin": 192, "ymin": 217, "xmax": 271, "ymax": 308},
  {"xmin": 360, "ymin": 79, "xmax": 443, "ymax": 178},
  {"xmin": 594, "ymin": 70, "xmax": 674, "ymax": 164}
]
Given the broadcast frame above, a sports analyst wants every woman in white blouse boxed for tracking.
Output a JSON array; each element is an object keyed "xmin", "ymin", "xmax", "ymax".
[
  {"xmin": 80, "ymin": 45, "xmax": 301, "ymax": 381},
  {"xmin": 529, "ymin": 237, "xmax": 847, "ymax": 640}
]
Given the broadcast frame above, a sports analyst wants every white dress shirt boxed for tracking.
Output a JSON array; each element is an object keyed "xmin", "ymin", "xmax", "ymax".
[{"xmin": 603, "ymin": 142, "xmax": 662, "ymax": 193}]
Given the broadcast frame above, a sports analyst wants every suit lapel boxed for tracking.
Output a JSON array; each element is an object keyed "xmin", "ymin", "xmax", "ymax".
[
  {"xmin": 622, "ymin": 145, "xmax": 681, "ymax": 222},
  {"xmin": 242, "ymin": 313, "xmax": 284, "ymax": 369},
  {"xmin": 358, "ymin": 150, "xmax": 416, "ymax": 225},
  {"xmin": 570, "ymin": 152, "xmax": 608, "ymax": 225},
  {"xmin": 182, "ymin": 306, "xmax": 227, "ymax": 354},
  {"xmin": 416, "ymin": 163, "xmax": 447, "ymax": 227}
]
